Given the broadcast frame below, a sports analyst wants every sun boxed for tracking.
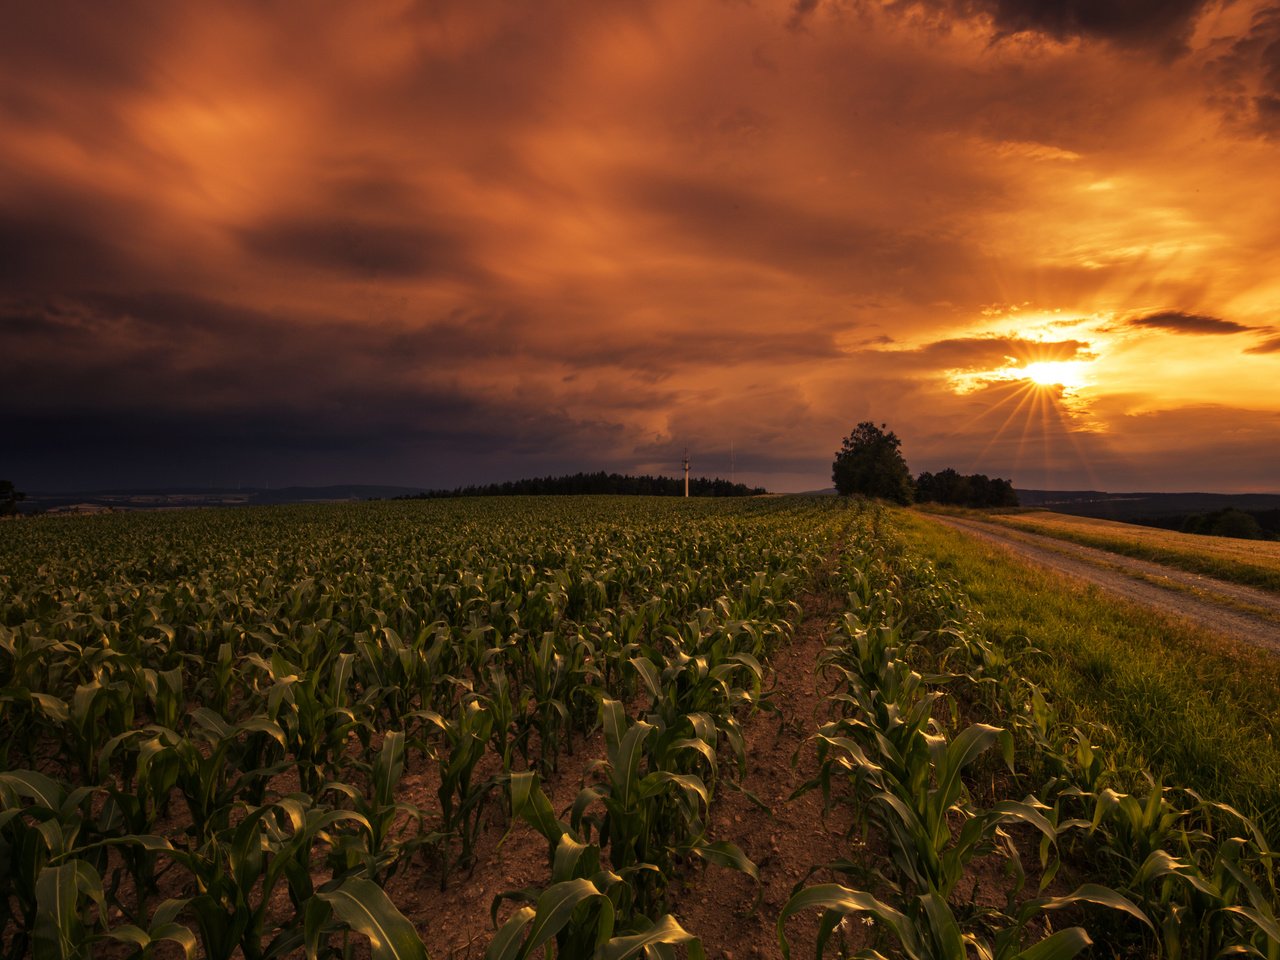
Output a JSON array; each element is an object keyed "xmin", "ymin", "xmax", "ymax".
[{"xmin": 1021, "ymin": 360, "xmax": 1090, "ymax": 389}]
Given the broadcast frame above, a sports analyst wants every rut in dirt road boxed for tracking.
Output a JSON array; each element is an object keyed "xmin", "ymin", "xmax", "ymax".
[{"xmin": 930, "ymin": 515, "xmax": 1280, "ymax": 655}]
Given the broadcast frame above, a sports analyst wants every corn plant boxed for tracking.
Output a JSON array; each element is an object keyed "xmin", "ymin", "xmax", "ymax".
[
  {"xmin": 414, "ymin": 696, "xmax": 500, "ymax": 884},
  {"xmin": 0, "ymin": 771, "xmax": 99, "ymax": 960},
  {"xmin": 567, "ymin": 699, "xmax": 758, "ymax": 915},
  {"xmin": 99, "ymin": 896, "xmax": 198, "ymax": 959},
  {"xmin": 31, "ymin": 860, "xmax": 110, "ymax": 960},
  {"xmin": 94, "ymin": 731, "xmax": 183, "ymax": 917},
  {"xmin": 323, "ymin": 731, "xmax": 441, "ymax": 884},
  {"xmin": 157, "ymin": 709, "xmax": 289, "ymax": 839},
  {"xmin": 163, "ymin": 796, "xmax": 373, "ymax": 960},
  {"xmin": 303, "ymin": 876, "xmax": 430, "ymax": 960},
  {"xmin": 778, "ymin": 883, "xmax": 1149, "ymax": 960},
  {"xmin": 498, "ymin": 773, "xmax": 706, "ymax": 959}
]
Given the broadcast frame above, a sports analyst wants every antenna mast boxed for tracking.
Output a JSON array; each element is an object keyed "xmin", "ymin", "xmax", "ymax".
[
  {"xmin": 682, "ymin": 447, "xmax": 690, "ymax": 498},
  {"xmin": 730, "ymin": 440, "xmax": 735, "ymax": 486}
]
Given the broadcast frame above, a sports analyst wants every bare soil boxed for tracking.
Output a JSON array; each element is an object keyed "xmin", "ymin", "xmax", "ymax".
[
  {"xmin": 6, "ymin": 523, "xmax": 1076, "ymax": 960},
  {"xmin": 395, "ymin": 590, "xmax": 872, "ymax": 960}
]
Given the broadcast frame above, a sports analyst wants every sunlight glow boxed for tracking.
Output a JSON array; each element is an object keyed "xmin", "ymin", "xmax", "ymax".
[
  {"xmin": 1021, "ymin": 360, "xmax": 1091, "ymax": 389},
  {"xmin": 947, "ymin": 356, "xmax": 1096, "ymax": 397}
]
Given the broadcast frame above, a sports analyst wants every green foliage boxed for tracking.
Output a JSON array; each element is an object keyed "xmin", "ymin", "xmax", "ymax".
[
  {"xmin": 780, "ymin": 504, "xmax": 1279, "ymax": 959},
  {"xmin": 1202, "ymin": 508, "xmax": 1265, "ymax": 539},
  {"xmin": 0, "ymin": 480, "xmax": 24, "ymax": 517},
  {"xmin": 404, "ymin": 471, "xmax": 766, "ymax": 498},
  {"xmin": 832, "ymin": 422, "xmax": 914, "ymax": 504},
  {"xmin": 0, "ymin": 496, "xmax": 835, "ymax": 956},
  {"xmin": 899, "ymin": 510, "xmax": 1280, "ymax": 836},
  {"xmin": 916, "ymin": 468, "xmax": 1019, "ymax": 508},
  {"xmin": 1, "ymin": 495, "xmax": 1274, "ymax": 958}
]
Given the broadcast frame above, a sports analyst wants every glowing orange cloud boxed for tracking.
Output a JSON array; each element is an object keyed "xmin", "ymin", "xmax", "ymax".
[{"xmin": 2, "ymin": 0, "xmax": 1278, "ymax": 491}]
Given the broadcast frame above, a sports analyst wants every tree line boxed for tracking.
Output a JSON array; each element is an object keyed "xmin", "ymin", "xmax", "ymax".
[
  {"xmin": 914, "ymin": 468, "xmax": 1019, "ymax": 508},
  {"xmin": 831, "ymin": 422, "xmax": 1018, "ymax": 508},
  {"xmin": 399, "ymin": 471, "xmax": 766, "ymax": 499},
  {"xmin": 1, "ymin": 480, "xmax": 24, "ymax": 517},
  {"xmin": 1141, "ymin": 507, "xmax": 1280, "ymax": 541}
]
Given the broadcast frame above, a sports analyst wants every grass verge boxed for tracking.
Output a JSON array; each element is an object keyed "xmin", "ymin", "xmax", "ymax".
[
  {"xmin": 895, "ymin": 508, "xmax": 1280, "ymax": 843},
  {"xmin": 923, "ymin": 506, "xmax": 1280, "ymax": 594}
]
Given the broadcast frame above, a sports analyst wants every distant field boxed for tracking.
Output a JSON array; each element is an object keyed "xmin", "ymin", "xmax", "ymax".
[
  {"xmin": 4, "ymin": 497, "xmax": 1276, "ymax": 957},
  {"xmin": 984, "ymin": 509, "xmax": 1280, "ymax": 593}
]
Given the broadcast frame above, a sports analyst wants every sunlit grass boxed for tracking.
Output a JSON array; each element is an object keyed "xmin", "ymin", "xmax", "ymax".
[
  {"xmin": 896, "ymin": 509, "xmax": 1280, "ymax": 842},
  {"xmin": 989, "ymin": 510, "xmax": 1280, "ymax": 594}
]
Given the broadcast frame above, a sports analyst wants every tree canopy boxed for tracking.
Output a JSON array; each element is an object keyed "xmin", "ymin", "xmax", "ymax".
[
  {"xmin": 399, "ymin": 471, "xmax": 765, "ymax": 499},
  {"xmin": 915, "ymin": 468, "xmax": 1018, "ymax": 508},
  {"xmin": 0, "ymin": 480, "xmax": 24, "ymax": 517},
  {"xmin": 831, "ymin": 422, "xmax": 913, "ymax": 504}
]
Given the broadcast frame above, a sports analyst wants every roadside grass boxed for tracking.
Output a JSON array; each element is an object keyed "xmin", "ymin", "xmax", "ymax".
[
  {"xmin": 895, "ymin": 509, "xmax": 1280, "ymax": 843},
  {"xmin": 921, "ymin": 505, "xmax": 1280, "ymax": 594}
]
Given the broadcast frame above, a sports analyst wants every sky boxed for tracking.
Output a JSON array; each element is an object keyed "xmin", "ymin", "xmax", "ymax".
[{"xmin": 4, "ymin": 0, "xmax": 1280, "ymax": 493}]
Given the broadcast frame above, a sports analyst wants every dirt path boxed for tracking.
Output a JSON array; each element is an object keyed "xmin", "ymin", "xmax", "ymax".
[
  {"xmin": 930, "ymin": 515, "xmax": 1280, "ymax": 654},
  {"xmin": 675, "ymin": 590, "xmax": 863, "ymax": 959}
]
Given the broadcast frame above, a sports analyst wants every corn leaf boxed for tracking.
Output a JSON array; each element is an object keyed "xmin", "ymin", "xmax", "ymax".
[
  {"xmin": 1012, "ymin": 927, "xmax": 1092, "ymax": 960},
  {"xmin": 1042, "ymin": 883, "xmax": 1153, "ymax": 930},
  {"xmin": 598, "ymin": 914, "xmax": 706, "ymax": 960},
  {"xmin": 318, "ymin": 877, "xmax": 428, "ymax": 960}
]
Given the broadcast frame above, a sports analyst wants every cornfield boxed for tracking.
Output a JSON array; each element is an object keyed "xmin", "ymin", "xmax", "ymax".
[{"xmin": 0, "ymin": 496, "xmax": 1275, "ymax": 958}]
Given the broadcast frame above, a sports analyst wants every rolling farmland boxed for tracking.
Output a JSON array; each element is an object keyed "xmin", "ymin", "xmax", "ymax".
[
  {"xmin": 986, "ymin": 511, "xmax": 1280, "ymax": 594},
  {"xmin": 1, "ymin": 497, "xmax": 1277, "ymax": 959}
]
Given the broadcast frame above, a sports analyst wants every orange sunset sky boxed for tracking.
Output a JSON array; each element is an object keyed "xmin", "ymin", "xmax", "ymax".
[{"xmin": 4, "ymin": 1, "xmax": 1280, "ymax": 492}]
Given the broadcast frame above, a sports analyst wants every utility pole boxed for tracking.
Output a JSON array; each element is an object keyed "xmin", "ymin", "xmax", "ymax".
[
  {"xmin": 682, "ymin": 447, "xmax": 690, "ymax": 498},
  {"xmin": 730, "ymin": 440, "xmax": 735, "ymax": 487}
]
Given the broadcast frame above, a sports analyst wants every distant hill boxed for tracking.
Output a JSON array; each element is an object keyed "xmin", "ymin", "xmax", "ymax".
[
  {"xmin": 400, "ymin": 471, "xmax": 766, "ymax": 498},
  {"xmin": 1015, "ymin": 489, "xmax": 1280, "ymax": 521},
  {"xmin": 17, "ymin": 476, "xmax": 767, "ymax": 512},
  {"xmin": 249, "ymin": 484, "xmax": 421, "ymax": 505},
  {"xmin": 20, "ymin": 484, "xmax": 421, "ymax": 513}
]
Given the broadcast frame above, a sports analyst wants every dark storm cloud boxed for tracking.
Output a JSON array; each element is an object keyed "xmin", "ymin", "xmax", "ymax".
[
  {"xmin": 863, "ymin": 335, "xmax": 1092, "ymax": 371},
  {"xmin": 795, "ymin": 0, "xmax": 1212, "ymax": 50},
  {"xmin": 566, "ymin": 325, "xmax": 842, "ymax": 373},
  {"xmin": 0, "ymin": 293, "xmax": 526, "ymax": 412},
  {"xmin": 0, "ymin": 293, "xmax": 646, "ymax": 489},
  {"xmin": 0, "ymin": 175, "xmax": 213, "ymax": 299},
  {"xmin": 962, "ymin": 0, "xmax": 1209, "ymax": 50},
  {"xmin": 238, "ymin": 217, "xmax": 485, "ymax": 281},
  {"xmin": 622, "ymin": 170, "xmax": 978, "ymax": 299},
  {"xmin": 1205, "ymin": 5, "xmax": 1280, "ymax": 136},
  {"xmin": 787, "ymin": 0, "xmax": 823, "ymax": 31},
  {"xmin": 0, "ymin": 4, "xmax": 171, "ymax": 94},
  {"xmin": 7, "ymin": 398, "xmax": 636, "ymax": 492},
  {"xmin": 1127, "ymin": 310, "xmax": 1254, "ymax": 334},
  {"xmin": 4, "ymin": 0, "xmax": 1279, "ymax": 494},
  {"xmin": 1245, "ymin": 335, "xmax": 1280, "ymax": 354},
  {"xmin": 0, "ymin": 215, "xmax": 131, "ymax": 292}
]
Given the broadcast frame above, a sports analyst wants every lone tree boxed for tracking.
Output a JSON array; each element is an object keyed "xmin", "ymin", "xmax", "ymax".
[
  {"xmin": 0, "ymin": 480, "xmax": 24, "ymax": 517},
  {"xmin": 832, "ymin": 422, "xmax": 913, "ymax": 504}
]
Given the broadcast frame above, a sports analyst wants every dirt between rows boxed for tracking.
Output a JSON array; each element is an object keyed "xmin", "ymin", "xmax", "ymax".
[
  {"xmin": 404, "ymin": 590, "xmax": 866, "ymax": 960},
  {"xmin": 407, "ymin": 584, "xmax": 1056, "ymax": 959},
  {"xmin": 931, "ymin": 515, "xmax": 1280, "ymax": 654},
  {"xmin": 22, "ymin": 529, "xmax": 1059, "ymax": 959}
]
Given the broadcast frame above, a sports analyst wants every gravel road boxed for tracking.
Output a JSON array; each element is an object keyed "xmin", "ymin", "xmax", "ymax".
[{"xmin": 930, "ymin": 515, "xmax": 1280, "ymax": 655}]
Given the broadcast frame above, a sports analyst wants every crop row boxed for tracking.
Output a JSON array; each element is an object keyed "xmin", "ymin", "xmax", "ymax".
[
  {"xmin": 5, "ymin": 496, "xmax": 1276, "ymax": 959},
  {"xmin": 780, "ymin": 507, "xmax": 1279, "ymax": 958},
  {"xmin": 0, "ymin": 497, "xmax": 845, "ymax": 958}
]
